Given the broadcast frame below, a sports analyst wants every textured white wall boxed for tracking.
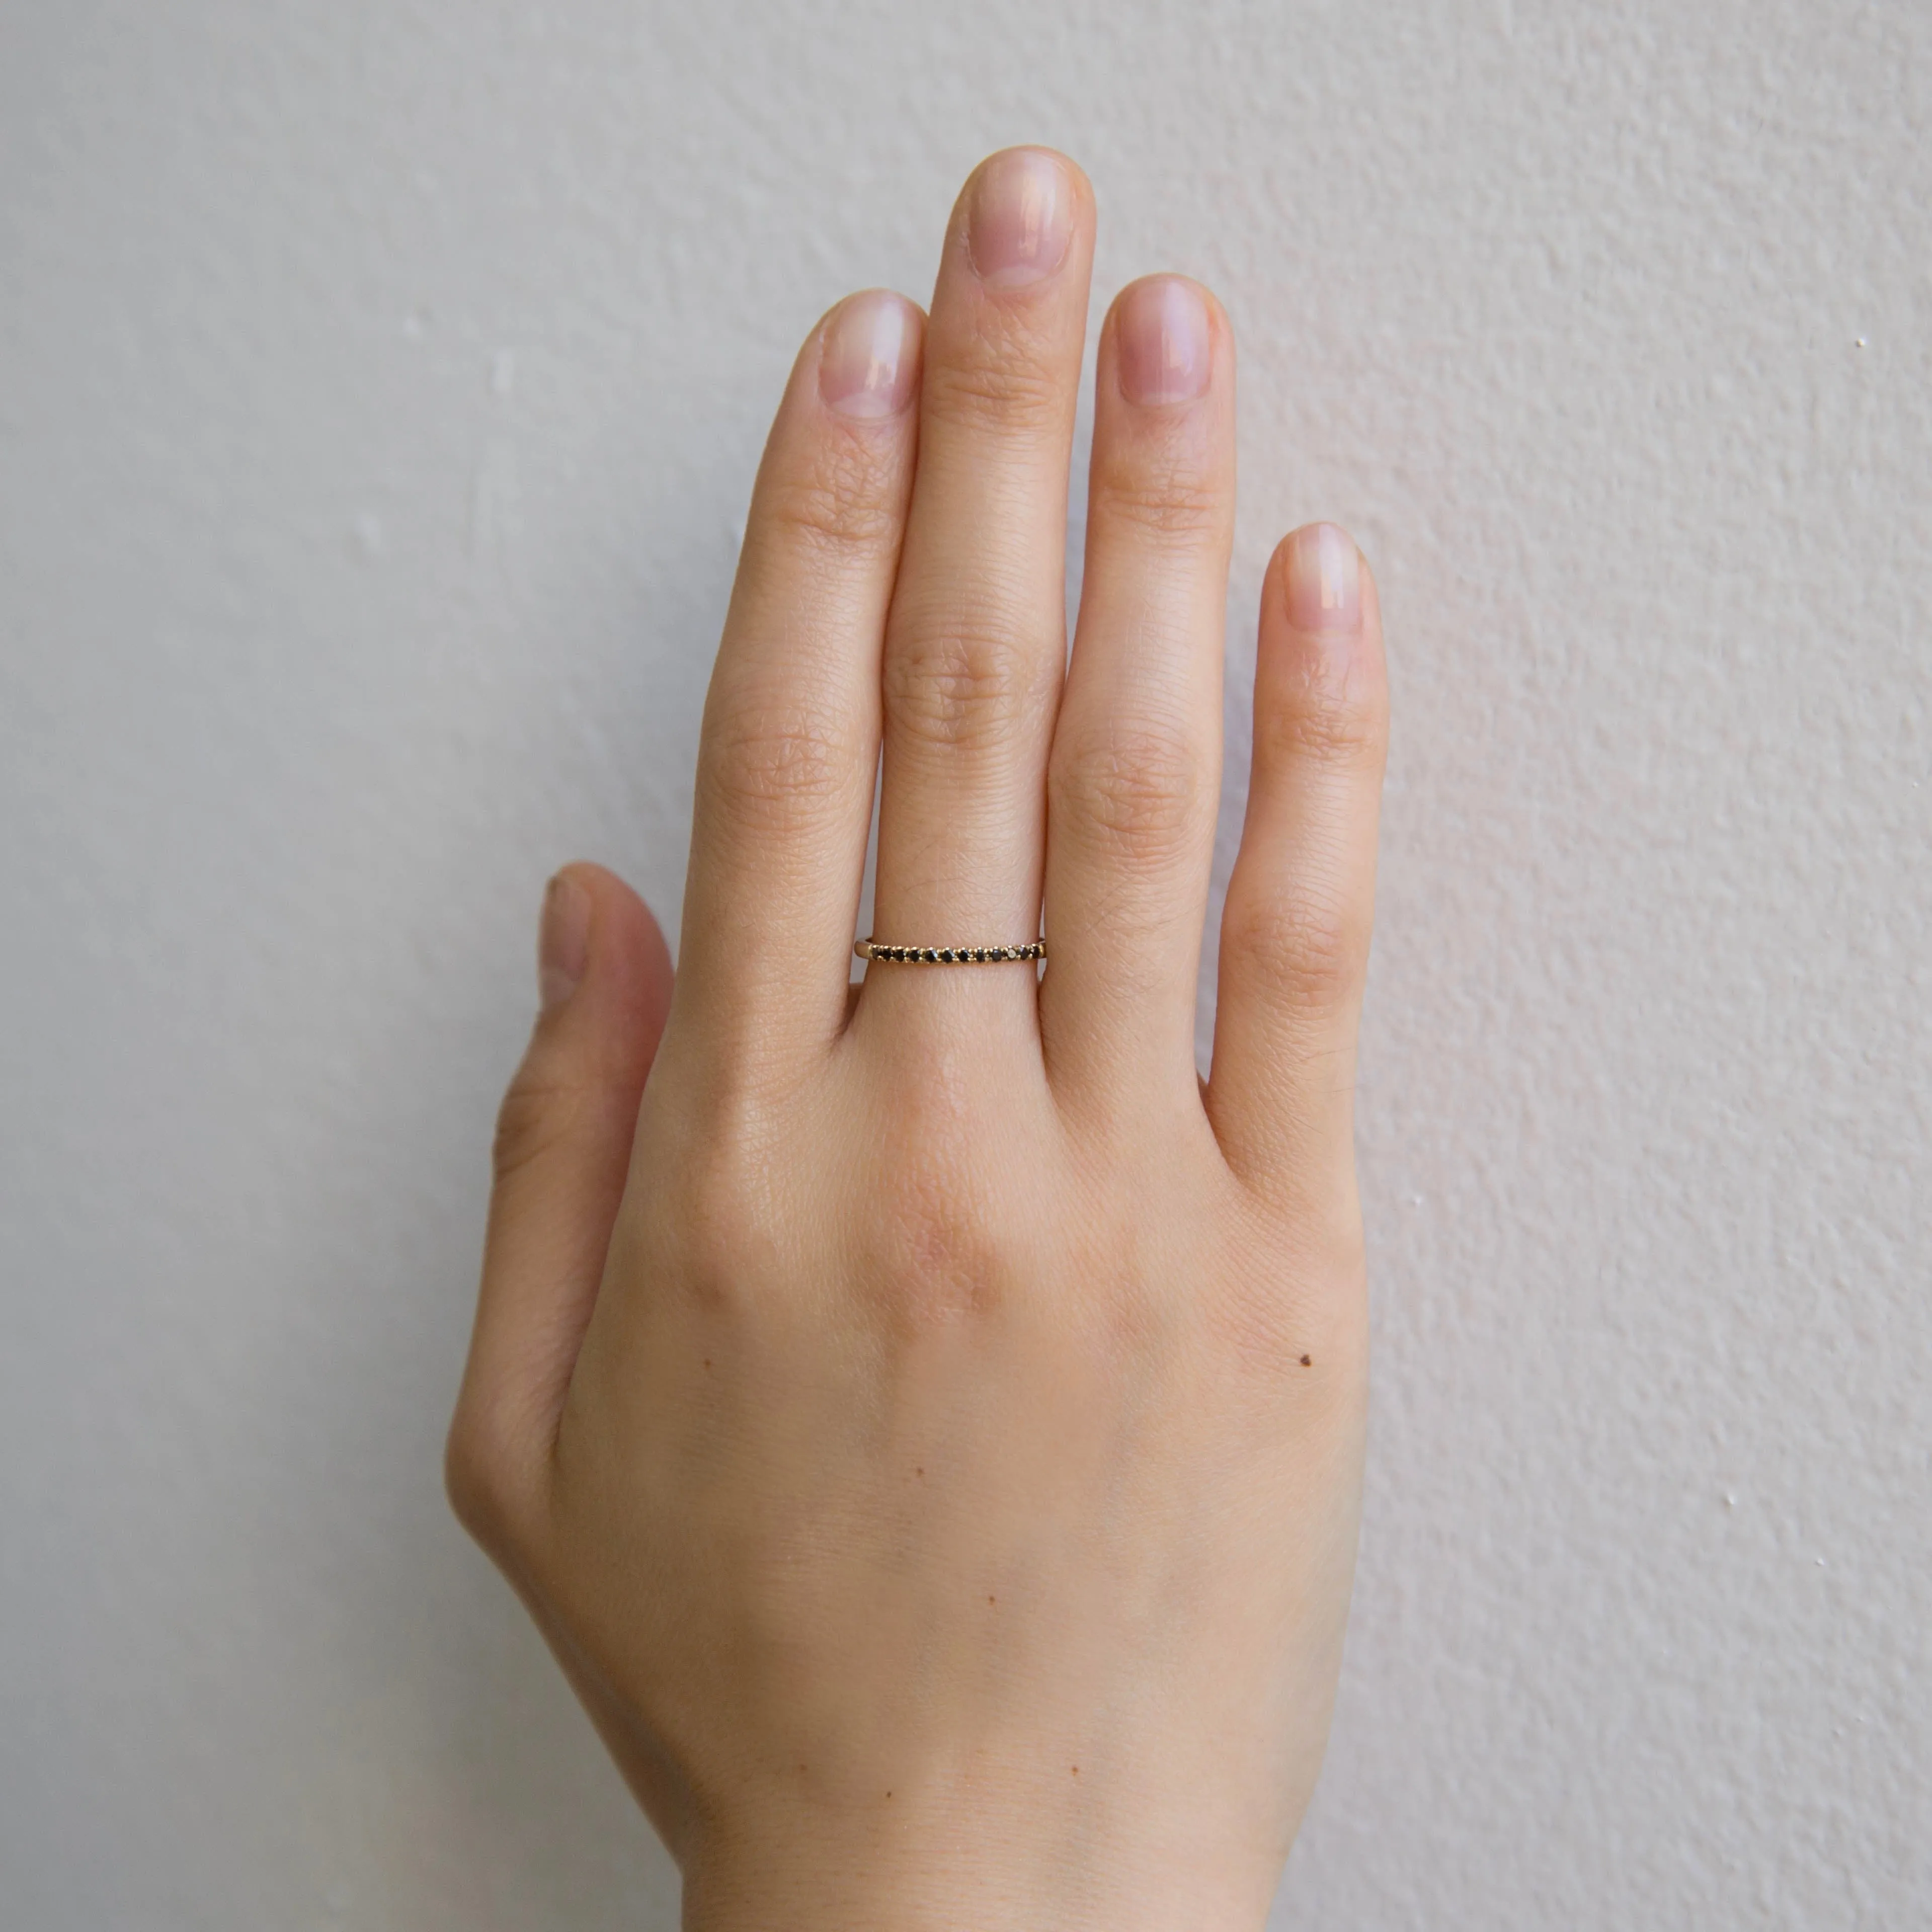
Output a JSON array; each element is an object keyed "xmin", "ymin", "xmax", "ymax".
[{"xmin": 3, "ymin": 1, "xmax": 1927, "ymax": 1925}]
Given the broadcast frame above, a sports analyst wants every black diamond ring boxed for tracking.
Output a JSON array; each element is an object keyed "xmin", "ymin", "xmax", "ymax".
[{"xmin": 854, "ymin": 938, "xmax": 1046, "ymax": 965}]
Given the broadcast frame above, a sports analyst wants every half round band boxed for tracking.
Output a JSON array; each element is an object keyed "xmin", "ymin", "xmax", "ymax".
[{"xmin": 854, "ymin": 938, "xmax": 1046, "ymax": 964}]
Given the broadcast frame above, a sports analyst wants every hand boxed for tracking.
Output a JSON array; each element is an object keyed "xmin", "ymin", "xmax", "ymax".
[{"xmin": 447, "ymin": 146, "xmax": 1389, "ymax": 1931}]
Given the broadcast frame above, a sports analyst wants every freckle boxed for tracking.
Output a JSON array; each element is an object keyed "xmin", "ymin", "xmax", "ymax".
[
  {"xmin": 988, "ymin": 1595, "xmax": 996, "ymax": 1605},
  {"xmin": 1300, "ymin": 1355, "xmax": 1312, "ymax": 1366},
  {"xmin": 915, "ymin": 1467, "xmax": 924, "ymax": 1479},
  {"xmin": 1071, "ymin": 1765, "xmax": 1079, "ymax": 1776}
]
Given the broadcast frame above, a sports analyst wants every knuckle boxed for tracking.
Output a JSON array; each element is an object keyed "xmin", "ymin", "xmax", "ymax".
[
  {"xmin": 697, "ymin": 692, "xmax": 864, "ymax": 837},
  {"xmin": 1090, "ymin": 454, "xmax": 1226, "ymax": 543},
  {"xmin": 674, "ymin": 1160, "xmax": 763, "ymax": 1297},
  {"xmin": 884, "ymin": 616, "xmax": 1043, "ymax": 755},
  {"xmin": 921, "ymin": 346, "xmax": 1065, "ymax": 437},
  {"xmin": 849, "ymin": 1068, "xmax": 1019, "ymax": 1331},
  {"xmin": 660, "ymin": 1110, "xmax": 793, "ymax": 1309},
  {"xmin": 760, "ymin": 435, "xmax": 904, "ymax": 555},
  {"xmin": 1258, "ymin": 676, "xmax": 1389, "ymax": 773},
  {"xmin": 1050, "ymin": 718, "xmax": 1209, "ymax": 861},
  {"xmin": 443, "ymin": 1401, "xmax": 525, "ymax": 1558},
  {"xmin": 863, "ymin": 1152, "xmax": 1008, "ymax": 1330},
  {"xmin": 492, "ymin": 1066, "xmax": 583, "ymax": 1185},
  {"xmin": 1222, "ymin": 882, "xmax": 1371, "ymax": 1011}
]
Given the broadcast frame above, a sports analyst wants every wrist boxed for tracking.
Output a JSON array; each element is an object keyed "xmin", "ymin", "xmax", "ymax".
[{"xmin": 679, "ymin": 1791, "xmax": 1280, "ymax": 1932}]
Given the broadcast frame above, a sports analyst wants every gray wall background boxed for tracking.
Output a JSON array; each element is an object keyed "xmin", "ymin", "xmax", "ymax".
[{"xmin": 3, "ymin": 2, "xmax": 1926, "ymax": 1925}]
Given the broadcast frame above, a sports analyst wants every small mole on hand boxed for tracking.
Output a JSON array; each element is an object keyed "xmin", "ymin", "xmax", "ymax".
[
  {"xmin": 988, "ymin": 1595, "xmax": 996, "ymax": 1605},
  {"xmin": 1300, "ymin": 1355, "xmax": 1312, "ymax": 1366},
  {"xmin": 1071, "ymin": 1765, "xmax": 1079, "ymax": 1776},
  {"xmin": 703, "ymin": 1359, "xmax": 711, "ymax": 1370},
  {"xmin": 915, "ymin": 1467, "xmax": 924, "ymax": 1479}
]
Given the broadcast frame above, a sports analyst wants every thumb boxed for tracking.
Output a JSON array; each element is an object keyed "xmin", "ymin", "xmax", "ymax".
[{"xmin": 447, "ymin": 862, "xmax": 673, "ymax": 1552}]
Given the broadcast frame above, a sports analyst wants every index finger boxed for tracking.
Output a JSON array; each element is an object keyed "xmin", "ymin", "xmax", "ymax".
[{"xmin": 670, "ymin": 289, "xmax": 925, "ymax": 1067}]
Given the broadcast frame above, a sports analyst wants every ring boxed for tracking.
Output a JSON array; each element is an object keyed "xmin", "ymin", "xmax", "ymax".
[{"xmin": 854, "ymin": 938, "xmax": 1046, "ymax": 964}]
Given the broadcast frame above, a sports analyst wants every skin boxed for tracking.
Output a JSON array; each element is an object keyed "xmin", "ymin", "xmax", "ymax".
[{"xmin": 447, "ymin": 146, "xmax": 1389, "ymax": 1932}]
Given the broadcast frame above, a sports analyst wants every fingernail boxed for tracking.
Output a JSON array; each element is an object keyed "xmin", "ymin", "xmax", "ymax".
[
  {"xmin": 1115, "ymin": 276, "xmax": 1212, "ymax": 405},
  {"xmin": 538, "ymin": 872, "xmax": 591, "ymax": 1013},
  {"xmin": 966, "ymin": 149, "xmax": 1074, "ymax": 290},
  {"xmin": 819, "ymin": 290, "xmax": 919, "ymax": 419},
  {"xmin": 1284, "ymin": 523, "xmax": 1361, "ymax": 632}
]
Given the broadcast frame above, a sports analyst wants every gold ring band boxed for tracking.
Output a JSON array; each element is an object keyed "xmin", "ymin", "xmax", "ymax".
[{"xmin": 854, "ymin": 938, "xmax": 1046, "ymax": 964}]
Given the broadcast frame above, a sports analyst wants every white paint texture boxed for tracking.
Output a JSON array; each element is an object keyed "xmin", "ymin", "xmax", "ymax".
[{"xmin": 2, "ymin": 2, "xmax": 1927, "ymax": 1924}]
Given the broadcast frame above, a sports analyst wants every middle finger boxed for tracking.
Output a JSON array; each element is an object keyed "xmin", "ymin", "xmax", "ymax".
[{"xmin": 862, "ymin": 147, "xmax": 1096, "ymax": 1019}]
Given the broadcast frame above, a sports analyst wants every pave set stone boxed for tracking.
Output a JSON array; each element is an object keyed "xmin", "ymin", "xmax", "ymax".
[{"xmin": 857, "ymin": 939, "xmax": 1046, "ymax": 964}]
